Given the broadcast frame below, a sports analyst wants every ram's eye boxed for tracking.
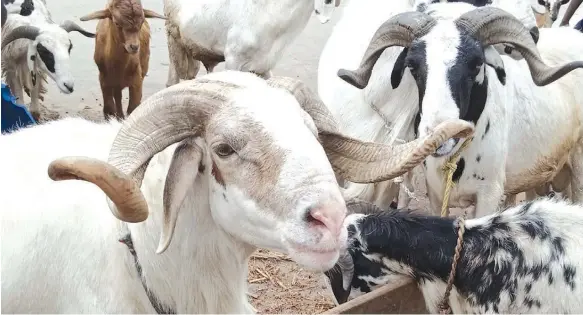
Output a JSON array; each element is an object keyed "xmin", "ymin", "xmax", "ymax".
[
  {"xmin": 214, "ymin": 144, "xmax": 235, "ymax": 157},
  {"xmin": 504, "ymin": 46, "xmax": 513, "ymax": 54}
]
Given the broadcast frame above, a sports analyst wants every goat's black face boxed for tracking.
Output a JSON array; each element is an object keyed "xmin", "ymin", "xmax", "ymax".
[
  {"xmin": 391, "ymin": 35, "xmax": 488, "ymax": 135},
  {"xmin": 390, "ymin": 26, "xmax": 506, "ymax": 155}
]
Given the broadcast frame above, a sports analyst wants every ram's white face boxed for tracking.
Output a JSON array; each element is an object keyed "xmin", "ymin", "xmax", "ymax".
[
  {"xmin": 200, "ymin": 86, "xmax": 347, "ymax": 271},
  {"xmin": 28, "ymin": 25, "xmax": 75, "ymax": 94},
  {"xmin": 314, "ymin": 0, "xmax": 341, "ymax": 24}
]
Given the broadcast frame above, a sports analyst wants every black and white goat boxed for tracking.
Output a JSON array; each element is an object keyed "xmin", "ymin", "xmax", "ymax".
[
  {"xmin": 337, "ymin": 4, "xmax": 583, "ymax": 218},
  {"xmin": 1, "ymin": 0, "xmax": 94, "ymax": 121},
  {"xmin": 324, "ymin": 198, "xmax": 583, "ymax": 313}
]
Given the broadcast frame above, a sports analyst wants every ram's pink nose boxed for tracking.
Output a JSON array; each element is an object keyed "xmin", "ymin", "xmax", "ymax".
[{"xmin": 306, "ymin": 204, "xmax": 346, "ymax": 237}]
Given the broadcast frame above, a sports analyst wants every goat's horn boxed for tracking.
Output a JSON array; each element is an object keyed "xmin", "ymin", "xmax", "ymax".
[
  {"xmin": 60, "ymin": 20, "xmax": 95, "ymax": 38},
  {"xmin": 1, "ymin": 25, "xmax": 40, "ymax": 49},
  {"xmin": 47, "ymin": 156, "xmax": 148, "ymax": 222},
  {"xmin": 456, "ymin": 6, "xmax": 583, "ymax": 85},
  {"xmin": 79, "ymin": 9, "xmax": 111, "ymax": 21},
  {"xmin": 143, "ymin": 9, "xmax": 167, "ymax": 19},
  {"xmin": 103, "ymin": 79, "xmax": 237, "ymax": 221},
  {"xmin": 336, "ymin": 11, "xmax": 437, "ymax": 89},
  {"xmin": 321, "ymin": 120, "xmax": 475, "ymax": 183}
]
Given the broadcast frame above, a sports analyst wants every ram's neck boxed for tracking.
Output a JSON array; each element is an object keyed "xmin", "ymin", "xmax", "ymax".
[{"xmin": 127, "ymin": 146, "xmax": 257, "ymax": 313}]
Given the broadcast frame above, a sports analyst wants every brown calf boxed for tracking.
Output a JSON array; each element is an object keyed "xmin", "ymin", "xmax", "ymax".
[{"xmin": 80, "ymin": 0, "xmax": 165, "ymax": 119}]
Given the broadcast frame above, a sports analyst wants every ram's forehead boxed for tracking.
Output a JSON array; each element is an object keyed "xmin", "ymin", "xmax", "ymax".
[
  {"xmin": 425, "ymin": 2, "xmax": 475, "ymax": 20},
  {"xmin": 423, "ymin": 22, "xmax": 461, "ymax": 65},
  {"xmin": 227, "ymin": 87, "xmax": 318, "ymax": 149},
  {"xmin": 42, "ymin": 24, "xmax": 71, "ymax": 43}
]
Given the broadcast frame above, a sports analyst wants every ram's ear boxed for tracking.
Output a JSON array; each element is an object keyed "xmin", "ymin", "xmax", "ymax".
[
  {"xmin": 391, "ymin": 48, "xmax": 409, "ymax": 89},
  {"xmin": 529, "ymin": 26, "xmax": 540, "ymax": 44},
  {"xmin": 484, "ymin": 46, "xmax": 506, "ymax": 85},
  {"xmin": 156, "ymin": 140, "xmax": 202, "ymax": 254}
]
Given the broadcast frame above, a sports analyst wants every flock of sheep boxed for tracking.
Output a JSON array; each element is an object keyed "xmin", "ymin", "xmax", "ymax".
[{"xmin": 2, "ymin": 0, "xmax": 583, "ymax": 314}]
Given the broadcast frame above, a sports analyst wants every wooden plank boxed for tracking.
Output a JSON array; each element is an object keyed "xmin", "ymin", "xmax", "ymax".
[{"xmin": 323, "ymin": 278, "xmax": 427, "ymax": 314}]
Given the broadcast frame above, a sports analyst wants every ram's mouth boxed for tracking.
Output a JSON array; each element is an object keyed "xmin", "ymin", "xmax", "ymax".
[{"xmin": 432, "ymin": 138, "xmax": 460, "ymax": 157}]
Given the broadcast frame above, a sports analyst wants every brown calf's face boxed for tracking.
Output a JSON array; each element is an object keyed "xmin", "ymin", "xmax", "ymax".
[
  {"xmin": 79, "ymin": 0, "xmax": 165, "ymax": 54},
  {"xmin": 111, "ymin": 1, "xmax": 144, "ymax": 54}
]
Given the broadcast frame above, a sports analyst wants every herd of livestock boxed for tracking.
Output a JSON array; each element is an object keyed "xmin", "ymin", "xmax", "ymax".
[{"xmin": 2, "ymin": 0, "xmax": 583, "ymax": 314}]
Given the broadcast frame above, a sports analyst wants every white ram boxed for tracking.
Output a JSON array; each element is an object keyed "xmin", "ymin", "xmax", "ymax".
[
  {"xmin": 0, "ymin": 71, "xmax": 472, "ymax": 313},
  {"xmin": 337, "ymin": 3, "xmax": 583, "ymax": 218},
  {"xmin": 317, "ymin": 0, "xmax": 540, "ymax": 210}
]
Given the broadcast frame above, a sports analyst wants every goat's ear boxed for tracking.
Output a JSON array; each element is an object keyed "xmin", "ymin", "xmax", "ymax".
[
  {"xmin": 156, "ymin": 140, "xmax": 202, "ymax": 254},
  {"xmin": 390, "ymin": 48, "xmax": 408, "ymax": 89},
  {"xmin": 484, "ymin": 46, "xmax": 506, "ymax": 85},
  {"xmin": 143, "ymin": 9, "xmax": 166, "ymax": 19},
  {"xmin": 79, "ymin": 9, "xmax": 110, "ymax": 21},
  {"xmin": 345, "ymin": 198, "xmax": 384, "ymax": 215},
  {"xmin": 323, "ymin": 252, "xmax": 354, "ymax": 305}
]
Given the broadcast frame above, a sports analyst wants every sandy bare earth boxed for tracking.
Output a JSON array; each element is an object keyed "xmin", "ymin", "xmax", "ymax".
[{"xmin": 5, "ymin": 0, "xmax": 533, "ymax": 313}]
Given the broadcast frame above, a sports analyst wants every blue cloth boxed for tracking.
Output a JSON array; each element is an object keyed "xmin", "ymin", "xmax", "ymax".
[{"xmin": 1, "ymin": 83, "xmax": 36, "ymax": 134}]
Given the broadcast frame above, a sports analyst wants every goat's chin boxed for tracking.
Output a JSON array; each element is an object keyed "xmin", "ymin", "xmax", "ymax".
[{"xmin": 287, "ymin": 247, "xmax": 340, "ymax": 272}]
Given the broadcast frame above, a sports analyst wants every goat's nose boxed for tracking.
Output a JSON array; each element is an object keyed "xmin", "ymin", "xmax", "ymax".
[
  {"xmin": 305, "ymin": 204, "xmax": 345, "ymax": 237},
  {"xmin": 129, "ymin": 44, "xmax": 139, "ymax": 52},
  {"xmin": 63, "ymin": 82, "xmax": 74, "ymax": 93}
]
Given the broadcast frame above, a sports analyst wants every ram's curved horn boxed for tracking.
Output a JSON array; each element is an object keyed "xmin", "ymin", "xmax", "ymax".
[
  {"xmin": 47, "ymin": 79, "xmax": 238, "ymax": 224},
  {"xmin": 266, "ymin": 77, "xmax": 475, "ymax": 183},
  {"xmin": 336, "ymin": 11, "xmax": 437, "ymax": 89},
  {"xmin": 48, "ymin": 157, "xmax": 148, "ymax": 223},
  {"xmin": 455, "ymin": 6, "xmax": 583, "ymax": 85},
  {"xmin": 1, "ymin": 25, "xmax": 40, "ymax": 49},
  {"xmin": 320, "ymin": 120, "xmax": 474, "ymax": 183}
]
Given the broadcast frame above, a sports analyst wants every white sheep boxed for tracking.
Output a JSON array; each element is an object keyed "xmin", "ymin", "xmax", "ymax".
[
  {"xmin": 162, "ymin": 0, "xmax": 341, "ymax": 86},
  {"xmin": 337, "ymin": 4, "xmax": 583, "ymax": 218},
  {"xmin": 0, "ymin": 71, "xmax": 473, "ymax": 313},
  {"xmin": 325, "ymin": 197, "xmax": 583, "ymax": 313},
  {"xmin": 1, "ymin": 0, "xmax": 94, "ymax": 121},
  {"xmin": 316, "ymin": 0, "xmax": 539, "ymax": 210}
]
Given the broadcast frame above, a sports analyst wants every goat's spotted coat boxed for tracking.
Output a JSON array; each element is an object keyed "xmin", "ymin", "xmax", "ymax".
[{"xmin": 326, "ymin": 198, "xmax": 583, "ymax": 313}]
